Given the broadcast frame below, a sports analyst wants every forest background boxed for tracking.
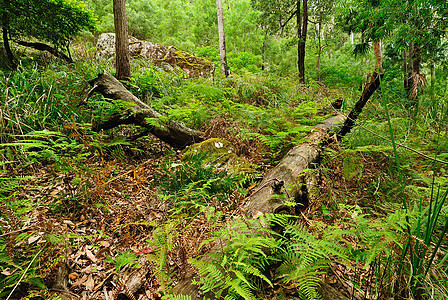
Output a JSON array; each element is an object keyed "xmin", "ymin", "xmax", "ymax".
[{"xmin": 1, "ymin": 0, "xmax": 448, "ymax": 299}]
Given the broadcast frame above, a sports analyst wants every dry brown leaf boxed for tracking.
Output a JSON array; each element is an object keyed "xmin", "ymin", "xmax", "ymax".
[
  {"xmin": 28, "ymin": 234, "xmax": 41, "ymax": 244},
  {"xmin": 86, "ymin": 248, "xmax": 98, "ymax": 263},
  {"xmin": 72, "ymin": 274, "xmax": 88, "ymax": 287},
  {"xmin": 85, "ymin": 275, "xmax": 95, "ymax": 291}
]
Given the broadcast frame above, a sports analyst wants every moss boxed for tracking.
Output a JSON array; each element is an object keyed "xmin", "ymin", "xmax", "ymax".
[
  {"xmin": 183, "ymin": 138, "xmax": 253, "ymax": 174},
  {"xmin": 174, "ymin": 50, "xmax": 214, "ymax": 69}
]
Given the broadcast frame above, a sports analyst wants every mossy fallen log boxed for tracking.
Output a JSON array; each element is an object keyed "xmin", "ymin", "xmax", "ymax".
[
  {"xmin": 172, "ymin": 114, "xmax": 348, "ymax": 300},
  {"xmin": 83, "ymin": 72, "xmax": 203, "ymax": 149},
  {"xmin": 243, "ymin": 114, "xmax": 345, "ymax": 218}
]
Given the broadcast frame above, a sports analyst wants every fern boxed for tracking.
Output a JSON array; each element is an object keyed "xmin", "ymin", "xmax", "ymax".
[
  {"xmin": 190, "ymin": 217, "xmax": 278, "ymax": 299},
  {"xmin": 162, "ymin": 294, "xmax": 193, "ymax": 300},
  {"xmin": 274, "ymin": 218, "xmax": 335, "ymax": 300},
  {"xmin": 104, "ymin": 250, "xmax": 140, "ymax": 273},
  {"xmin": 145, "ymin": 221, "xmax": 178, "ymax": 293}
]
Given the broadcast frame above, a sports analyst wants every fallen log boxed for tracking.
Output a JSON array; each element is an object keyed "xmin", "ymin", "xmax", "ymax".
[
  {"xmin": 337, "ymin": 72, "xmax": 383, "ymax": 139},
  {"xmin": 243, "ymin": 114, "xmax": 345, "ymax": 218},
  {"xmin": 83, "ymin": 72, "xmax": 203, "ymax": 149},
  {"xmin": 16, "ymin": 40, "xmax": 73, "ymax": 63},
  {"xmin": 172, "ymin": 114, "xmax": 347, "ymax": 299}
]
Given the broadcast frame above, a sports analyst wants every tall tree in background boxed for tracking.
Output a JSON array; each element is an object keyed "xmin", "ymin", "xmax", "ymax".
[
  {"xmin": 310, "ymin": 0, "xmax": 335, "ymax": 73},
  {"xmin": 216, "ymin": 0, "xmax": 230, "ymax": 76},
  {"xmin": 338, "ymin": 0, "xmax": 385, "ymax": 73},
  {"xmin": 397, "ymin": 0, "xmax": 447, "ymax": 105},
  {"xmin": 2, "ymin": 0, "xmax": 15, "ymax": 68},
  {"xmin": 113, "ymin": 0, "xmax": 131, "ymax": 80},
  {"xmin": 252, "ymin": 0, "xmax": 309, "ymax": 83},
  {"xmin": 296, "ymin": 0, "xmax": 308, "ymax": 83}
]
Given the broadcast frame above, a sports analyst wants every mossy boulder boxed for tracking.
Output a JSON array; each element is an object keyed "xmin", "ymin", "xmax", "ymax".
[
  {"xmin": 183, "ymin": 138, "xmax": 253, "ymax": 174},
  {"xmin": 96, "ymin": 33, "xmax": 215, "ymax": 79}
]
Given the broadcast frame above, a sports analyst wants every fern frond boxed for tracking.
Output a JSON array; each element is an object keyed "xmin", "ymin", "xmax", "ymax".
[
  {"xmin": 162, "ymin": 294, "xmax": 193, "ymax": 300},
  {"xmin": 228, "ymin": 278, "xmax": 258, "ymax": 300},
  {"xmin": 233, "ymin": 262, "xmax": 273, "ymax": 287}
]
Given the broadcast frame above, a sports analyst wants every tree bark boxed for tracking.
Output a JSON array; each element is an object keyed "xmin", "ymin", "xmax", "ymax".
[
  {"xmin": 337, "ymin": 72, "xmax": 383, "ymax": 139},
  {"xmin": 85, "ymin": 72, "xmax": 203, "ymax": 149},
  {"xmin": 243, "ymin": 114, "xmax": 345, "ymax": 218},
  {"xmin": 297, "ymin": 0, "xmax": 308, "ymax": 84},
  {"xmin": 408, "ymin": 42, "xmax": 421, "ymax": 105},
  {"xmin": 113, "ymin": 0, "xmax": 131, "ymax": 80},
  {"xmin": 373, "ymin": 40, "xmax": 382, "ymax": 73},
  {"xmin": 216, "ymin": 0, "xmax": 230, "ymax": 76},
  {"xmin": 403, "ymin": 48, "xmax": 410, "ymax": 96},
  {"xmin": 317, "ymin": 20, "xmax": 322, "ymax": 73}
]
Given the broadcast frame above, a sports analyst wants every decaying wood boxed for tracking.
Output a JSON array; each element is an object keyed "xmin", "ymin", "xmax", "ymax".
[
  {"xmin": 337, "ymin": 72, "xmax": 383, "ymax": 139},
  {"xmin": 85, "ymin": 72, "xmax": 203, "ymax": 149},
  {"xmin": 243, "ymin": 114, "xmax": 345, "ymax": 218},
  {"xmin": 51, "ymin": 263, "xmax": 75, "ymax": 300},
  {"xmin": 118, "ymin": 257, "xmax": 150, "ymax": 298},
  {"xmin": 172, "ymin": 114, "xmax": 346, "ymax": 299}
]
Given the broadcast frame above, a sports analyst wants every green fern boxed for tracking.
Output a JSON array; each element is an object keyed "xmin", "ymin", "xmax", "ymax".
[
  {"xmin": 274, "ymin": 218, "xmax": 337, "ymax": 300},
  {"xmin": 145, "ymin": 221, "xmax": 178, "ymax": 293},
  {"xmin": 190, "ymin": 217, "xmax": 278, "ymax": 300},
  {"xmin": 162, "ymin": 294, "xmax": 193, "ymax": 300}
]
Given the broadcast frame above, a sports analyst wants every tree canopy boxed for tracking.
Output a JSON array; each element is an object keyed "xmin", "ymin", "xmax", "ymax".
[{"xmin": 0, "ymin": 0, "xmax": 96, "ymax": 65}]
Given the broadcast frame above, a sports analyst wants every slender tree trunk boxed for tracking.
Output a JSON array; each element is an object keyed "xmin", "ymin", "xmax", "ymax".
[
  {"xmin": 403, "ymin": 48, "xmax": 410, "ymax": 96},
  {"xmin": 261, "ymin": 28, "xmax": 268, "ymax": 71},
  {"xmin": 2, "ymin": 0, "xmax": 16, "ymax": 69},
  {"xmin": 373, "ymin": 40, "xmax": 382, "ymax": 73},
  {"xmin": 408, "ymin": 43, "xmax": 421, "ymax": 105},
  {"xmin": 337, "ymin": 73, "xmax": 383, "ymax": 139},
  {"xmin": 216, "ymin": 0, "xmax": 230, "ymax": 76},
  {"xmin": 430, "ymin": 60, "xmax": 435, "ymax": 105},
  {"xmin": 317, "ymin": 20, "xmax": 322, "ymax": 73},
  {"xmin": 2, "ymin": 26, "xmax": 15, "ymax": 69},
  {"xmin": 113, "ymin": 0, "xmax": 131, "ymax": 80},
  {"xmin": 297, "ymin": 0, "xmax": 308, "ymax": 84}
]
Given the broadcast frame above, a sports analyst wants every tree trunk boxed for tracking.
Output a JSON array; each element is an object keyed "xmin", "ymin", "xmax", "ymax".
[
  {"xmin": 84, "ymin": 72, "xmax": 203, "ymax": 149},
  {"xmin": 337, "ymin": 72, "xmax": 383, "ymax": 139},
  {"xmin": 113, "ymin": 0, "xmax": 131, "ymax": 80},
  {"xmin": 373, "ymin": 40, "xmax": 382, "ymax": 73},
  {"xmin": 317, "ymin": 20, "xmax": 322, "ymax": 73},
  {"xmin": 409, "ymin": 43, "xmax": 421, "ymax": 105},
  {"xmin": 243, "ymin": 114, "xmax": 345, "ymax": 218},
  {"xmin": 216, "ymin": 0, "xmax": 230, "ymax": 76},
  {"xmin": 262, "ymin": 28, "xmax": 268, "ymax": 71},
  {"xmin": 2, "ymin": 1, "xmax": 16, "ymax": 69},
  {"xmin": 403, "ymin": 48, "xmax": 410, "ymax": 96},
  {"xmin": 297, "ymin": 0, "xmax": 308, "ymax": 84}
]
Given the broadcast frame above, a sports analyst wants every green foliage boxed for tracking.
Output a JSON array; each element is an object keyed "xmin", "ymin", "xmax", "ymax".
[
  {"xmin": 196, "ymin": 46, "xmax": 263, "ymax": 74},
  {"xmin": 190, "ymin": 217, "xmax": 278, "ymax": 299},
  {"xmin": 274, "ymin": 216, "xmax": 346, "ymax": 300},
  {"xmin": 146, "ymin": 221, "xmax": 178, "ymax": 292},
  {"xmin": 0, "ymin": 64, "xmax": 82, "ymax": 136},
  {"xmin": 105, "ymin": 250, "xmax": 140, "ymax": 273},
  {"xmin": 2, "ymin": 0, "xmax": 96, "ymax": 49},
  {"xmin": 157, "ymin": 154, "xmax": 242, "ymax": 216}
]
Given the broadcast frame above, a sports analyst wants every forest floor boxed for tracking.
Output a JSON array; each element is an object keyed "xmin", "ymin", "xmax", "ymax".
[{"xmin": 1, "ymin": 52, "xmax": 448, "ymax": 300}]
